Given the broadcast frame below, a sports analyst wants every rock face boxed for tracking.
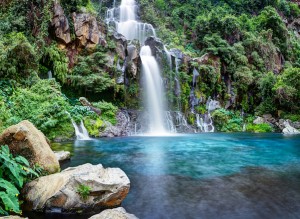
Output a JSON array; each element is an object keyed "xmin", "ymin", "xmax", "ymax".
[
  {"xmin": 0, "ymin": 120, "xmax": 60, "ymax": 173},
  {"xmin": 23, "ymin": 163, "xmax": 130, "ymax": 213},
  {"xmin": 89, "ymin": 207, "xmax": 138, "ymax": 219},
  {"xmin": 73, "ymin": 13, "xmax": 102, "ymax": 48},
  {"xmin": 100, "ymin": 111, "xmax": 131, "ymax": 137},
  {"xmin": 54, "ymin": 150, "xmax": 71, "ymax": 162},
  {"xmin": 51, "ymin": 3, "xmax": 71, "ymax": 44},
  {"xmin": 113, "ymin": 32, "xmax": 128, "ymax": 60},
  {"xmin": 144, "ymin": 36, "xmax": 164, "ymax": 57}
]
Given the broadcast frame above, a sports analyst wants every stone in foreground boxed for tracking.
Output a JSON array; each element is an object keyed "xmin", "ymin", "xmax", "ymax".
[
  {"xmin": 89, "ymin": 207, "xmax": 138, "ymax": 219},
  {"xmin": 23, "ymin": 163, "xmax": 130, "ymax": 214},
  {"xmin": 0, "ymin": 217, "xmax": 28, "ymax": 219},
  {"xmin": 54, "ymin": 150, "xmax": 71, "ymax": 162},
  {"xmin": 0, "ymin": 120, "xmax": 60, "ymax": 173}
]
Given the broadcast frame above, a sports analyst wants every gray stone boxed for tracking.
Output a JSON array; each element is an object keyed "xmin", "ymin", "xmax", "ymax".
[
  {"xmin": 253, "ymin": 117, "xmax": 264, "ymax": 125},
  {"xmin": 54, "ymin": 150, "xmax": 71, "ymax": 162},
  {"xmin": 89, "ymin": 207, "xmax": 138, "ymax": 219},
  {"xmin": 282, "ymin": 120, "xmax": 300, "ymax": 135}
]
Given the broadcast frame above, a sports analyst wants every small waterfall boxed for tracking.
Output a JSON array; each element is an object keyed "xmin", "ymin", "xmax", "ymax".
[
  {"xmin": 71, "ymin": 120, "xmax": 91, "ymax": 140},
  {"xmin": 141, "ymin": 46, "xmax": 167, "ymax": 134},
  {"xmin": 48, "ymin": 70, "xmax": 52, "ymax": 79},
  {"xmin": 196, "ymin": 113, "xmax": 214, "ymax": 133},
  {"xmin": 165, "ymin": 111, "xmax": 176, "ymax": 133}
]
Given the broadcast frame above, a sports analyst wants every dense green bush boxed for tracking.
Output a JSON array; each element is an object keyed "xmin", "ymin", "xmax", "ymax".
[
  {"xmin": 246, "ymin": 123, "xmax": 273, "ymax": 133},
  {"xmin": 0, "ymin": 145, "xmax": 39, "ymax": 216},
  {"xmin": 212, "ymin": 109, "xmax": 243, "ymax": 132}
]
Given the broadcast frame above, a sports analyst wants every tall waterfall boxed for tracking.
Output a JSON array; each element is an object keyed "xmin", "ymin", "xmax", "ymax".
[
  {"xmin": 140, "ymin": 46, "xmax": 167, "ymax": 134},
  {"xmin": 107, "ymin": 0, "xmax": 170, "ymax": 135}
]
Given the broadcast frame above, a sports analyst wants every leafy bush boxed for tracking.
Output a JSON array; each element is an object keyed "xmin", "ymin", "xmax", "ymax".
[
  {"xmin": 246, "ymin": 123, "xmax": 273, "ymax": 133},
  {"xmin": 212, "ymin": 109, "xmax": 243, "ymax": 132},
  {"xmin": 0, "ymin": 145, "xmax": 39, "ymax": 216},
  {"xmin": 93, "ymin": 101, "xmax": 118, "ymax": 125},
  {"xmin": 0, "ymin": 79, "xmax": 74, "ymax": 140}
]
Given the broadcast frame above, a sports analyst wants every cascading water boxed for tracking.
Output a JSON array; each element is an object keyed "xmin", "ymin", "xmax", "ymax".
[
  {"xmin": 140, "ymin": 46, "xmax": 167, "ymax": 134},
  {"xmin": 71, "ymin": 120, "xmax": 91, "ymax": 140},
  {"xmin": 106, "ymin": 0, "xmax": 156, "ymax": 43}
]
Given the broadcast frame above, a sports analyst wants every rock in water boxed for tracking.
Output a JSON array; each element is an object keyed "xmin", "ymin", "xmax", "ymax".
[
  {"xmin": 54, "ymin": 150, "xmax": 71, "ymax": 162},
  {"xmin": 0, "ymin": 120, "xmax": 60, "ymax": 173},
  {"xmin": 282, "ymin": 120, "xmax": 300, "ymax": 135},
  {"xmin": 89, "ymin": 207, "xmax": 138, "ymax": 219},
  {"xmin": 22, "ymin": 163, "xmax": 130, "ymax": 214}
]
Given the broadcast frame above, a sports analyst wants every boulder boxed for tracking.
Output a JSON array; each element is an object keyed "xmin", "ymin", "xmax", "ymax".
[
  {"xmin": 51, "ymin": 3, "xmax": 71, "ymax": 44},
  {"xmin": 79, "ymin": 97, "xmax": 101, "ymax": 115},
  {"xmin": 89, "ymin": 207, "xmax": 138, "ymax": 219},
  {"xmin": 253, "ymin": 117, "xmax": 264, "ymax": 125},
  {"xmin": 0, "ymin": 120, "xmax": 60, "ymax": 173},
  {"xmin": 54, "ymin": 150, "xmax": 71, "ymax": 162},
  {"xmin": 23, "ymin": 163, "xmax": 130, "ymax": 214},
  {"xmin": 282, "ymin": 120, "xmax": 300, "ymax": 135}
]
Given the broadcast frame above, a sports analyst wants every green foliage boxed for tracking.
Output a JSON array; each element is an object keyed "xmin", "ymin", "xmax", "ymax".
[
  {"xmin": 246, "ymin": 123, "xmax": 273, "ymax": 133},
  {"xmin": 212, "ymin": 109, "xmax": 243, "ymax": 132},
  {"xmin": 0, "ymin": 32, "xmax": 38, "ymax": 82},
  {"xmin": 0, "ymin": 145, "xmax": 39, "ymax": 215},
  {"xmin": 43, "ymin": 44, "xmax": 69, "ymax": 83},
  {"xmin": 93, "ymin": 101, "xmax": 118, "ymax": 125},
  {"xmin": 83, "ymin": 117, "xmax": 104, "ymax": 137},
  {"xmin": 274, "ymin": 67, "xmax": 300, "ymax": 111},
  {"xmin": 68, "ymin": 47, "xmax": 117, "ymax": 94},
  {"xmin": 77, "ymin": 184, "xmax": 91, "ymax": 200},
  {"xmin": 0, "ymin": 79, "xmax": 74, "ymax": 140}
]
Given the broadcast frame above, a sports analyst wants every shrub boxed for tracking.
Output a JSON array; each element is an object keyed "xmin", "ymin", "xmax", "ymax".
[{"xmin": 246, "ymin": 123, "xmax": 273, "ymax": 133}]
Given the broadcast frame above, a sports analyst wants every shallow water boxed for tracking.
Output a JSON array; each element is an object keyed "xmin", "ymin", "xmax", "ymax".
[{"xmin": 26, "ymin": 133, "xmax": 300, "ymax": 219}]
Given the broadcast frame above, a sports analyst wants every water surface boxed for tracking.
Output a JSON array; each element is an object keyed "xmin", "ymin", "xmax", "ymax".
[{"xmin": 30, "ymin": 133, "xmax": 300, "ymax": 219}]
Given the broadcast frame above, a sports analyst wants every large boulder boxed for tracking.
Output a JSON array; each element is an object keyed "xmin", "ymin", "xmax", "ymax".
[
  {"xmin": 89, "ymin": 207, "xmax": 138, "ymax": 219},
  {"xmin": 0, "ymin": 120, "xmax": 60, "ymax": 173},
  {"xmin": 22, "ymin": 163, "xmax": 130, "ymax": 214}
]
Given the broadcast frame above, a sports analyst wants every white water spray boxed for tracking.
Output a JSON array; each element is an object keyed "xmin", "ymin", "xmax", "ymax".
[
  {"xmin": 140, "ymin": 46, "xmax": 167, "ymax": 134},
  {"xmin": 71, "ymin": 120, "xmax": 91, "ymax": 140},
  {"xmin": 106, "ymin": 0, "xmax": 156, "ymax": 43}
]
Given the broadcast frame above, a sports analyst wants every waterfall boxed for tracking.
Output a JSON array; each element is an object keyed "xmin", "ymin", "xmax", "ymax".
[
  {"xmin": 140, "ymin": 46, "xmax": 167, "ymax": 134},
  {"xmin": 71, "ymin": 120, "xmax": 91, "ymax": 140},
  {"xmin": 106, "ymin": 0, "xmax": 156, "ymax": 43}
]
